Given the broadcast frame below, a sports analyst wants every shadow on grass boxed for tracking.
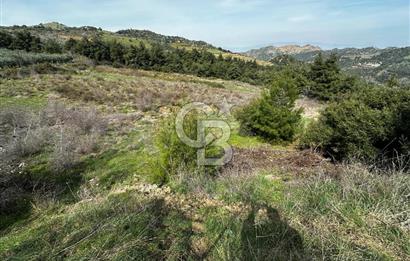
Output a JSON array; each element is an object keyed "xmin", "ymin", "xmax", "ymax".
[
  {"xmin": 0, "ymin": 161, "xmax": 84, "ymax": 231},
  {"xmin": 240, "ymin": 205, "xmax": 306, "ymax": 261}
]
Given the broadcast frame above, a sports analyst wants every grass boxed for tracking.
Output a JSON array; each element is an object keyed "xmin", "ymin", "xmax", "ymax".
[
  {"xmin": 0, "ymin": 48, "xmax": 72, "ymax": 67},
  {"xmin": 278, "ymin": 166, "xmax": 410, "ymax": 260},
  {"xmin": 2, "ymin": 145, "xmax": 409, "ymax": 260},
  {"xmin": 229, "ymin": 132, "xmax": 268, "ymax": 148},
  {"xmin": 1, "ymin": 64, "xmax": 257, "ymax": 113},
  {"xmin": 228, "ymin": 120, "xmax": 295, "ymax": 150},
  {"xmin": 0, "ymin": 96, "xmax": 46, "ymax": 109},
  {"xmin": 1, "ymin": 63, "xmax": 409, "ymax": 260},
  {"xmin": 0, "ymin": 192, "xmax": 193, "ymax": 260}
]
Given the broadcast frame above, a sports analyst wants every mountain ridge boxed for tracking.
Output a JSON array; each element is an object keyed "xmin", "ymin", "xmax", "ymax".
[
  {"xmin": 245, "ymin": 44, "xmax": 321, "ymax": 58},
  {"xmin": 244, "ymin": 44, "xmax": 410, "ymax": 84}
]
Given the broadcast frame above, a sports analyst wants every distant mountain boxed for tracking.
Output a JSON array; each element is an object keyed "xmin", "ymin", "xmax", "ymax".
[
  {"xmin": 244, "ymin": 45, "xmax": 410, "ymax": 85},
  {"xmin": 244, "ymin": 44, "xmax": 321, "ymax": 61}
]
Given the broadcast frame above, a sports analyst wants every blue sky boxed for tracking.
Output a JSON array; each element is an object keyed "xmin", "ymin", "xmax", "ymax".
[{"xmin": 1, "ymin": 0, "xmax": 409, "ymax": 51}]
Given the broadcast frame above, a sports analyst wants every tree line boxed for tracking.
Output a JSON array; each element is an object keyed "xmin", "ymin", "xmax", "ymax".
[
  {"xmin": 64, "ymin": 37, "xmax": 271, "ymax": 85},
  {"xmin": 0, "ymin": 30, "xmax": 63, "ymax": 54},
  {"xmin": 0, "ymin": 30, "xmax": 272, "ymax": 84}
]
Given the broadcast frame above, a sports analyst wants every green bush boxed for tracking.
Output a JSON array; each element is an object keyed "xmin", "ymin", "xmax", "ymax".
[
  {"xmin": 302, "ymin": 86, "xmax": 410, "ymax": 162},
  {"xmin": 236, "ymin": 75, "xmax": 302, "ymax": 143},
  {"xmin": 0, "ymin": 48, "xmax": 72, "ymax": 67},
  {"xmin": 308, "ymin": 53, "xmax": 358, "ymax": 100},
  {"xmin": 156, "ymin": 110, "xmax": 221, "ymax": 182},
  {"xmin": 43, "ymin": 39, "xmax": 63, "ymax": 54}
]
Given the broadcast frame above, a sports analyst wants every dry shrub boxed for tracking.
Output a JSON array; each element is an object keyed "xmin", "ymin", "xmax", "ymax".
[
  {"xmin": 75, "ymin": 134, "xmax": 100, "ymax": 155},
  {"xmin": 0, "ymin": 101, "xmax": 107, "ymax": 219},
  {"xmin": 1, "ymin": 101, "xmax": 107, "ymax": 169},
  {"xmin": 50, "ymin": 126, "xmax": 79, "ymax": 171},
  {"xmin": 7, "ymin": 127, "xmax": 50, "ymax": 157},
  {"xmin": 134, "ymin": 87, "xmax": 184, "ymax": 112},
  {"xmin": 0, "ymin": 107, "xmax": 48, "ymax": 158},
  {"xmin": 135, "ymin": 88, "xmax": 156, "ymax": 111}
]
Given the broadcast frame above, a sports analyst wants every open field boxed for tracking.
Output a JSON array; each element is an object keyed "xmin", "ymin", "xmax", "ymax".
[{"xmin": 1, "ymin": 61, "xmax": 408, "ymax": 260}]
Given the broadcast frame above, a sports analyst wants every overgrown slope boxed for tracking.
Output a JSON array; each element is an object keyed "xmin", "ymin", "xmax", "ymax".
[{"xmin": 1, "ymin": 62, "xmax": 409, "ymax": 260}]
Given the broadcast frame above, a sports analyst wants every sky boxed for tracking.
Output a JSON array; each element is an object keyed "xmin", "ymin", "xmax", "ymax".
[{"xmin": 1, "ymin": 0, "xmax": 409, "ymax": 51}]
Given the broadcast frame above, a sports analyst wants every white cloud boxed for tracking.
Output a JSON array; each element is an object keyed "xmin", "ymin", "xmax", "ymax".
[
  {"xmin": 288, "ymin": 14, "xmax": 315, "ymax": 22},
  {"xmin": 217, "ymin": 0, "xmax": 268, "ymax": 13}
]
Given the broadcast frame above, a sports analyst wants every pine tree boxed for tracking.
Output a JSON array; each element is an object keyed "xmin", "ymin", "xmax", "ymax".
[
  {"xmin": 0, "ymin": 31, "xmax": 13, "ymax": 48},
  {"xmin": 64, "ymin": 38, "xmax": 78, "ymax": 52},
  {"xmin": 236, "ymin": 74, "xmax": 302, "ymax": 142},
  {"xmin": 308, "ymin": 52, "xmax": 342, "ymax": 100}
]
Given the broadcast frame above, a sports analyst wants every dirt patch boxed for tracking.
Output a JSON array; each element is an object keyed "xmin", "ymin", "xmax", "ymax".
[
  {"xmin": 295, "ymin": 97, "xmax": 325, "ymax": 119},
  {"xmin": 223, "ymin": 147, "xmax": 335, "ymax": 176}
]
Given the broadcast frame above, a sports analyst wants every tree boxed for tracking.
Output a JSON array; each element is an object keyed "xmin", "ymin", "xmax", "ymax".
[
  {"xmin": 75, "ymin": 37, "xmax": 92, "ymax": 56},
  {"xmin": 43, "ymin": 39, "xmax": 63, "ymax": 53},
  {"xmin": 386, "ymin": 74, "xmax": 400, "ymax": 88},
  {"xmin": 64, "ymin": 38, "xmax": 78, "ymax": 52},
  {"xmin": 307, "ymin": 52, "xmax": 353, "ymax": 100},
  {"xmin": 302, "ymin": 86, "xmax": 410, "ymax": 162},
  {"xmin": 149, "ymin": 44, "xmax": 166, "ymax": 68},
  {"xmin": 9, "ymin": 31, "xmax": 41, "ymax": 52},
  {"xmin": 109, "ymin": 41, "xmax": 126, "ymax": 64},
  {"xmin": 0, "ymin": 31, "xmax": 13, "ymax": 48},
  {"xmin": 236, "ymin": 74, "xmax": 302, "ymax": 143}
]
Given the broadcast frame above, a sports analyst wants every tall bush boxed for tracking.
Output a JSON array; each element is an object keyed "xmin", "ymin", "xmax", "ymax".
[
  {"xmin": 236, "ymin": 75, "xmax": 302, "ymax": 143},
  {"xmin": 302, "ymin": 86, "xmax": 410, "ymax": 162},
  {"xmin": 156, "ymin": 110, "xmax": 221, "ymax": 183},
  {"xmin": 308, "ymin": 53, "xmax": 357, "ymax": 100}
]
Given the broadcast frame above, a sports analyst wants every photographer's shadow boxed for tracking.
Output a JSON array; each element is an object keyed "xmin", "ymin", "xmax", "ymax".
[{"xmin": 240, "ymin": 205, "xmax": 308, "ymax": 261}]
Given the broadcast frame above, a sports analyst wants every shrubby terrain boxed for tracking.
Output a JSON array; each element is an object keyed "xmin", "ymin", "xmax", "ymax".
[{"xmin": 0, "ymin": 23, "xmax": 409, "ymax": 260}]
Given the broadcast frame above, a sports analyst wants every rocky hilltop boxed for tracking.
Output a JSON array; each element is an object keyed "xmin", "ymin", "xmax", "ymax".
[{"xmin": 244, "ymin": 44, "xmax": 321, "ymax": 60}]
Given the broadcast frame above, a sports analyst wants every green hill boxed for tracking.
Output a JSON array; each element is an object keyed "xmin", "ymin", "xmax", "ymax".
[{"xmin": 0, "ymin": 23, "xmax": 258, "ymax": 62}]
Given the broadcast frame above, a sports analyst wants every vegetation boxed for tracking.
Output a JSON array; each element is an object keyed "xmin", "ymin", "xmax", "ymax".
[
  {"xmin": 64, "ymin": 37, "xmax": 270, "ymax": 85},
  {"xmin": 0, "ymin": 101, "xmax": 106, "ymax": 229},
  {"xmin": 236, "ymin": 74, "xmax": 302, "ymax": 143},
  {"xmin": 246, "ymin": 44, "xmax": 410, "ymax": 86},
  {"xmin": 156, "ymin": 111, "xmax": 202, "ymax": 182},
  {"xmin": 1, "ymin": 28, "xmax": 272, "ymax": 84},
  {"xmin": 0, "ymin": 49, "xmax": 72, "ymax": 67},
  {"xmin": 0, "ymin": 30, "xmax": 63, "ymax": 53},
  {"xmin": 302, "ymin": 86, "xmax": 410, "ymax": 162},
  {"xmin": 307, "ymin": 53, "xmax": 358, "ymax": 100},
  {"xmin": 1, "ymin": 23, "xmax": 409, "ymax": 261}
]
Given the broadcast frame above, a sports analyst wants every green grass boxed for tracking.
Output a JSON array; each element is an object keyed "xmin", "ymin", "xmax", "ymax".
[
  {"xmin": 0, "ymin": 192, "xmax": 193, "ymax": 260},
  {"xmin": 278, "ymin": 167, "xmax": 410, "ymax": 260},
  {"xmin": 0, "ymin": 96, "xmax": 47, "ymax": 110},
  {"xmin": 229, "ymin": 128, "xmax": 293, "ymax": 150},
  {"xmin": 1, "ymin": 63, "xmax": 409, "ymax": 260},
  {"xmin": 229, "ymin": 132, "xmax": 269, "ymax": 149}
]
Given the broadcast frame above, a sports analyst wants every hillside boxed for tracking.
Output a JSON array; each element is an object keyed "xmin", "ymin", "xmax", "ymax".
[
  {"xmin": 0, "ymin": 22, "xmax": 259, "ymax": 64},
  {"xmin": 244, "ymin": 45, "xmax": 410, "ymax": 84},
  {"xmin": 1, "ymin": 21, "xmax": 409, "ymax": 260},
  {"xmin": 1, "ymin": 61, "xmax": 408, "ymax": 260},
  {"xmin": 244, "ymin": 44, "xmax": 321, "ymax": 60}
]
